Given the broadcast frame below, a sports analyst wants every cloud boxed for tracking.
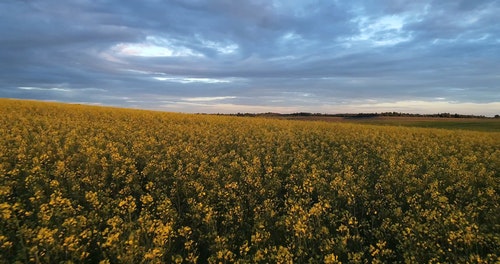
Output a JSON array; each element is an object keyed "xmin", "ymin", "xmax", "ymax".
[
  {"xmin": 182, "ymin": 96, "xmax": 237, "ymax": 102},
  {"xmin": 18, "ymin": 87, "xmax": 72, "ymax": 92},
  {"xmin": 0, "ymin": 0, "xmax": 499, "ymax": 115},
  {"xmin": 112, "ymin": 36, "xmax": 204, "ymax": 57},
  {"xmin": 154, "ymin": 77, "xmax": 232, "ymax": 84}
]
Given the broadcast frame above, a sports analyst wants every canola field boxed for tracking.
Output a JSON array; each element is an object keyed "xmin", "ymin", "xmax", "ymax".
[{"xmin": 0, "ymin": 99, "xmax": 499, "ymax": 263}]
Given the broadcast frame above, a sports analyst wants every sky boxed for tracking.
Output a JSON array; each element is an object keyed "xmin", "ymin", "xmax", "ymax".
[{"xmin": 1, "ymin": 0, "xmax": 499, "ymax": 116}]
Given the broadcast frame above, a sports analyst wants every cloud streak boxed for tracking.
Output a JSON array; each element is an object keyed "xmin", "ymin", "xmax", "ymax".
[{"xmin": 1, "ymin": 0, "xmax": 499, "ymax": 115}]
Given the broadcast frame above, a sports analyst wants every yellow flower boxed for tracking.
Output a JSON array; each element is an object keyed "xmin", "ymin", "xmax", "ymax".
[
  {"xmin": 0, "ymin": 235, "xmax": 13, "ymax": 250},
  {"xmin": 0, "ymin": 203, "xmax": 12, "ymax": 220},
  {"xmin": 140, "ymin": 194, "xmax": 154, "ymax": 205},
  {"xmin": 324, "ymin": 253, "xmax": 341, "ymax": 263}
]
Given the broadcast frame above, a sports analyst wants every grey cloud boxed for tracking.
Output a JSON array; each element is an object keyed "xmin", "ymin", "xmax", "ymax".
[{"xmin": 0, "ymin": 0, "xmax": 499, "ymax": 115}]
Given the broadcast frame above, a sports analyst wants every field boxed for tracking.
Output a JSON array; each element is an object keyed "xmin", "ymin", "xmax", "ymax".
[
  {"xmin": 1, "ymin": 99, "xmax": 499, "ymax": 263},
  {"xmin": 273, "ymin": 115, "xmax": 500, "ymax": 132}
]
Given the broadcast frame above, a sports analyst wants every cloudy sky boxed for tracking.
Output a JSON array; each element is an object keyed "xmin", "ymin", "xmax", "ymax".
[{"xmin": 1, "ymin": 0, "xmax": 499, "ymax": 115}]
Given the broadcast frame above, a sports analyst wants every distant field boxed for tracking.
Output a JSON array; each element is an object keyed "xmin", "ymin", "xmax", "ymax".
[
  {"xmin": 276, "ymin": 115, "xmax": 500, "ymax": 132},
  {"xmin": 1, "ymin": 99, "xmax": 499, "ymax": 263}
]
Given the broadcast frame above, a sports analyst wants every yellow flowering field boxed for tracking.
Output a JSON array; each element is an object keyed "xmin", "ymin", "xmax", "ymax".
[{"xmin": 1, "ymin": 99, "xmax": 499, "ymax": 263}]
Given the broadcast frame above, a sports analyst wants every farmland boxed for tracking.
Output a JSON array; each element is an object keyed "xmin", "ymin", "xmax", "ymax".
[
  {"xmin": 0, "ymin": 99, "xmax": 499, "ymax": 263},
  {"xmin": 264, "ymin": 115, "xmax": 500, "ymax": 132}
]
